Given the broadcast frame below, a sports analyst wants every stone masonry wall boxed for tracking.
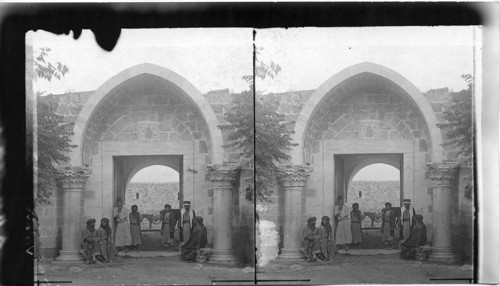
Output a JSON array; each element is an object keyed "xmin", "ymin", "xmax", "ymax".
[
  {"xmin": 124, "ymin": 182, "xmax": 179, "ymax": 217},
  {"xmin": 347, "ymin": 181, "xmax": 400, "ymax": 213}
]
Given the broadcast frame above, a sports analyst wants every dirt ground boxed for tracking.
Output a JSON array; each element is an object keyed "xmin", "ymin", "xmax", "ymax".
[{"xmin": 37, "ymin": 253, "xmax": 473, "ymax": 285}]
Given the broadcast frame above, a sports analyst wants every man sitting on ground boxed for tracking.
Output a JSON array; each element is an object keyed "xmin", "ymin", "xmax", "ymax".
[
  {"xmin": 180, "ymin": 216, "xmax": 208, "ymax": 262},
  {"xmin": 302, "ymin": 216, "xmax": 322, "ymax": 262},
  {"xmin": 400, "ymin": 214, "xmax": 427, "ymax": 260}
]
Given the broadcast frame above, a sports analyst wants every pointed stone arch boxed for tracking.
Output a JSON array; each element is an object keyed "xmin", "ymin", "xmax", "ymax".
[
  {"xmin": 292, "ymin": 62, "xmax": 443, "ymax": 164},
  {"xmin": 71, "ymin": 63, "xmax": 223, "ymax": 166}
]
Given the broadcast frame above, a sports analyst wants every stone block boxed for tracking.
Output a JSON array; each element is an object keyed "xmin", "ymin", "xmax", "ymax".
[
  {"xmin": 306, "ymin": 189, "xmax": 316, "ymax": 197},
  {"xmin": 312, "ymin": 141, "xmax": 320, "ymax": 153},
  {"xmin": 169, "ymin": 133, "xmax": 182, "ymax": 141},
  {"xmin": 83, "ymin": 190, "xmax": 95, "ymax": 199},
  {"xmin": 427, "ymin": 187, "xmax": 433, "ymax": 196},
  {"xmin": 428, "ymin": 205, "xmax": 433, "ymax": 213},
  {"xmin": 199, "ymin": 141, "xmax": 208, "ymax": 153},
  {"xmin": 208, "ymin": 207, "xmax": 213, "ymax": 215},
  {"xmin": 389, "ymin": 131, "xmax": 402, "ymax": 139},
  {"xmin": 418, "ymin": 139, "xmax": 427, "ymax": 151}
]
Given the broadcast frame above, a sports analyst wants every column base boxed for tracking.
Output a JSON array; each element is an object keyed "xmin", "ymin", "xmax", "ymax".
[
  {"xmin": 209, "ymin": 249, "xmax": 237, "ymax": 264},
  {"xmin": 428, "ymin": 247, "xmax": 457, "ymax": 263},
  {"xmin": 54, "ymin": 250, "xmax": 84, "ymax": 263},
  {"xmin": 278, "ymin": 248, "xmax": 304, "ymax": 260}
]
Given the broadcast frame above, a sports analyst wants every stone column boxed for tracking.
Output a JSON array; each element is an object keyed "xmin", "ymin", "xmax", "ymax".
[
  {"xmin": 207, "ymin": 164, "xmax": 239, "ymax": 263},
  {"xmin": 278, "ymin": 165, "xmax": 312, "ymax": 259},
  {"xmin": 55, "ymin": 166, "xmax": 91, "ymax": 262},
  {"xmin": 426, "ymin": 162, "xmax": 458, "ymax": 263}
]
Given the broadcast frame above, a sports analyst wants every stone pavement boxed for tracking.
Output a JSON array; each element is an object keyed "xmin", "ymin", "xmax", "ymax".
[{"xmin": 35, "ymin": 252, "xmax": 473, "ymax": 285}]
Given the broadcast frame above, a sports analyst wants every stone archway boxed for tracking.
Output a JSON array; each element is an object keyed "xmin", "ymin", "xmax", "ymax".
[
  {"xmin": 71, "ymin": 63, "xmax": 223, "ymax": 167},
  {"xmin": 292, "ymin": 62, "xmax": 443, "ymax": 164},
  {"xmin": 279, "ymin": 63, "xmax": 443, "ymax": 259}
]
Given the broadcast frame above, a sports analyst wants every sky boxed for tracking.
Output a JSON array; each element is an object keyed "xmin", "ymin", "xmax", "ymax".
[
  {"xmin": 29, "ymin": 28, "xmax": 253, "ymax": 95},
  {"xmin": 256, "ymin": 26, "xmax": 474, "ymax": 94},
  {"xmin": 29, "ymin": 27, "xmax": 474, "ymax": 181},
  {"xmin": 130, "ymin": 165, "xmax": 179, "ymax": 183}
]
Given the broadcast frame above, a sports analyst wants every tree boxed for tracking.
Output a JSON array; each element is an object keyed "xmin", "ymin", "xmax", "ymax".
[
  {"xmin": 28, "ymin": 47, "xmax": 74, "ymax": 205},
  {"xmin": 437, "ymin": 74, "xmax": 473, "ymax": 166},
  {"xmin": 219, "ymin": 48, "xmax": 296, "ymax": 202}
]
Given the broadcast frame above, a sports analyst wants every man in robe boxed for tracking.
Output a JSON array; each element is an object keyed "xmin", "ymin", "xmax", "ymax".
[
  {"xmin": 129, "ymin": 205, "xmax": 142, "ymax": 251},
  {"xmin": 381, "ymin": 202, "xmax": 396, "ymax": 250},
  {"xmin": 113, "ymin": 198, "xmax": 132, "ymax": 252},
  {"xmin": 81, "ymin": 218, "xmax": 100, "ymax": 264},
  {"xmin": 318, "ymin": 216, "xmax": 334, "ymax": 260},
  {"xmin": 400, "ymin": 214, "xmax": 427, "ymax": 259},
  {"xmin": 97, "ymin": 218, "xmax": 116, "ymax": 263},
  {"xmin": 302, "ymin": 217, "xmax": 321, "ymax": 262},
  {"xmin": 350, "ymin": 203, "xmax": 364, "ymax": 248},
  {"xmin": 398, "ymin": 199, "xmax": 416, "ymax": 245},
  {"xmin": 180, "ymin": 216, "xmax": 208, "ymax": 262},
  {"xmin": 160, "ymin": 204, "xmax": 177, "ymax": 252},
  {"xmin": 334, "ymin": 196, "xmax": 352, "ymax": 251},
  {"xmin": 179, "ymin": 201, "xmax": 196, "ymax": 247}
]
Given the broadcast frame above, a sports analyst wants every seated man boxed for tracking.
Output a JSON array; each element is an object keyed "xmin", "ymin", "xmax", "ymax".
[
  {"xmin": 82, "ymin": 218, "xmax": 100, "ymax": 264},
  {"xmin": 180, "ymin": 216, "xmax": 207, "ymax": 262},
  {"xmin": 302, "ymin": 217, "xmax": 321, "ymax": 262},
  {"xmin": 400, "ymin": 214, "xmax": 427, "ymax": 260}
]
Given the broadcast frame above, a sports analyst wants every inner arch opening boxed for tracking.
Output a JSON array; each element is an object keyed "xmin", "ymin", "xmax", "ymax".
[
  {"xmin": 125, "ymin": 165, "xmax": 180, "ymax": 231},
  {"xmin": 348, "ymin": 163, "xmax": 400, "ymax": 216}
]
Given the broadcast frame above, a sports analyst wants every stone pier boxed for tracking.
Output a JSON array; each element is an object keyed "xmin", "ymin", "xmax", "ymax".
[
  {"xmin": 55, "ymin": 166, "xmax": 91, "ymax": 262},
  {"xmin": 207, "ymin": 164, "xmax": 239, "ymax": 263},
  {"xmin": 277, "ymin": 165, "xmax": 312, "ymax": 259},
  {"xmin": 427, "ymin": 162, "xmax": 459, "ymax": 263}
]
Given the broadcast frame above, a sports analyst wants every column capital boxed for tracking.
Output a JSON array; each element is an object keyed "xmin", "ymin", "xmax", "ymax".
[
  {"xmin": 56, "ymin": 166, "xmax": 92, "ymax": 190},
  {"xmin": 426, "ymin": 161, "xmax": 459, "ymax": 186},
  {"xmin": 207, "ymin": 164, "xmax": 240, "ymax": 184},
  {"xmin": 278, "ymin": 164, "xmax": 312, "ymax": 187}
]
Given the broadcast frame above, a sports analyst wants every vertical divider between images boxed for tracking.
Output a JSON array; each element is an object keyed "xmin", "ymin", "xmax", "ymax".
[{"xmin": 252, "ymin": 28, "xmax": 257, "ymax": 284}]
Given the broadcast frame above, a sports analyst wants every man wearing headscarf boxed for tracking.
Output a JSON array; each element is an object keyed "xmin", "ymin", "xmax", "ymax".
[
  {"xmin": 179, "ymin": 201, "xmax": 196, "ymax": 246},
  {"xmin": 400, "ymin": 214, "xmax": 427, "ymax": 259},
  {"xmin": 350, "ymin": 203, "xmax": 364, "ymax": 248},
  {"xmin": 302, "ymin": 217, "xmax": 321, "ymax": 262},
  {"xmin": 160, "ymin": 204, "xmax": 177, "ymax": 252},
  {"xmin": 381, "ymin": 202, "xmax": 396, "ymax": 250},
  {"xmin": 398, "ymin": 199, "xmax": 416, "ymax": 244},
  {"xmin": 318, "ymin": 216, "xmax": 334, "ymax": 260},
  {"xmin": 97, "ymin": 218, "xmax": 116, "ymax": 263},
  {"xmin": 180, "ymin": 216, "xmax": 208, "ymax": 262},
  {"xmin": 113, "ymin": 198, "xmax": 132, "ymax": 252},
  {"xmin": 81, "ymin": 218, "xmax": 100, "ymax": 264}
]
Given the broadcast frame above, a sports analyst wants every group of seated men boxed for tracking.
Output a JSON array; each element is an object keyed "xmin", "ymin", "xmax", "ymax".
[
  {"xmin": 81, "ymin": 200, "xmax": 207, "ymax": 264},
  {"xmin": 302, "ymin": 198, "xmax": 428, "ymax": 262}
]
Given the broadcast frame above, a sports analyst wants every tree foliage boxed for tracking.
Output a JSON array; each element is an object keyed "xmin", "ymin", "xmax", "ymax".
[
  {"xmin": 29, "ymin": 47, "xmax": 75, "ymax": 205},
  {"xmin": 219, "ymin": 48, "xmax": 296, "ymax": 202},
  {"xmin": 437, "ymin": 74, "xmax": 473, "ymax": 165}
]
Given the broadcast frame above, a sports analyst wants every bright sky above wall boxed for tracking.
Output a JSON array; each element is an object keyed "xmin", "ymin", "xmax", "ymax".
[
  {"xmin": 256, "ymin": 26, "xmax": 474, "ymax": 94},
  {"xmin": 353, "ymin": 164, "xmax": 400, "ymax": 181},
  {"xmin": 130, "ymin": 165, "xmax": 179, "ymax": 183},
  {"xmin": 29, "ymin": 28, "xmax": 254, "ymax": 95},
  {"xmin": 29, "ymin": 26, "xmax": 474, "ymax": 96}
]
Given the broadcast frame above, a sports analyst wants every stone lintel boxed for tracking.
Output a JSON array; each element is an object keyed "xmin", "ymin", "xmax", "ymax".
[
  {"xmin": 56, "ymin": 166, "xmax": 92, "ymax": 189},
  {"xmin": 207, "ymin": 164, "xmax": 239, "ymax": 187},
  {"xmin": 426, "ymin": 161, "xmax": 459, "ymax": 186},
  {"xmin": 278, "ymin": 164, "xmax": 313, "ymax": 188}
]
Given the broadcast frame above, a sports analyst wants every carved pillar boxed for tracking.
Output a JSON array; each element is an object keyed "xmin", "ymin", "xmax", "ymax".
[
  {"xmin": 207, "ymin": 164, "xmax": 239, "ymax": 263},
  {"xmin": 55, "ymin": 166, "xmax": 91, "ymax": 262},
  {"xmin": 426, "ymin": 162, "xmax": 458, "ymax": 263},
  {"xmin": 277, "ymin": 165, "xmax": 312, "ymax": 259}
]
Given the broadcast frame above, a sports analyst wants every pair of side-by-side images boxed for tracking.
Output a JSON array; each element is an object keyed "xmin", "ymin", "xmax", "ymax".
[{"xmin": 28, "ymin": 27, "xmax": 475, "ymax": 285}]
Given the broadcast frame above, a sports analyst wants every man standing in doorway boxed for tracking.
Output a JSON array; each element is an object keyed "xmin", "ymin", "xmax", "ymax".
[
  {"xmin": 179, "ymin": 201, "xmax": 196, "ymax": 247},
  {"xmin": 398, "ymin": 199, "xmax": 416, "ymax": 245}
]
